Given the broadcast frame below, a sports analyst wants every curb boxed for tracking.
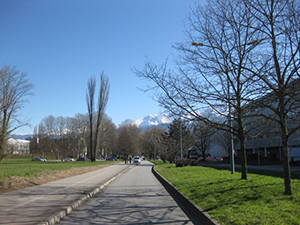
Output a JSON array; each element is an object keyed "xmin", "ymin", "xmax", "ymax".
[
  {"xmin": 38, "ymin": 165, "xmax": 135, "ymax": 225},
  {"xmin": 152, "ymin": 166, "xmax": 221, "ymax": 225}
]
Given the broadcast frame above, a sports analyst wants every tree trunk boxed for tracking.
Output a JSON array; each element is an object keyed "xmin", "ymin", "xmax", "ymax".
[
  {"xmin": 239, "ymin": 128, "xmax": 248, "ymax": 180},
  {"xmin": 281, "ymin": 116, "xmax": 293, "ymax": 195},
  {"xmin": 0, "ymin": 110, "xmax": 8, "ymax": 163},
  {"xmin": 237, "ymin": 108, "xmax": 248, "ymax": 180}
]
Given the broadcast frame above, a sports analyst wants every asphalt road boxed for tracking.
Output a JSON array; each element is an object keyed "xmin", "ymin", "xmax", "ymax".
[
  {"xmin": 58, "ymin": 160, "xmax": 194, "ymax": 225},
  {"xmin": 0, "ymin": 163, "xmax": 132, "ymax": 225}
]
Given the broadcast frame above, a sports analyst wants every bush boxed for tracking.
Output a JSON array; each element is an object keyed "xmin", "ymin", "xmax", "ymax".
[{"xmin": 175, "ymin": 159, "xmax": 197, "ymax": 167}]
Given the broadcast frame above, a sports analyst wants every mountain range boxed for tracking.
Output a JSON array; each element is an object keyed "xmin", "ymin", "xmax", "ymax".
[
  {"xmin": 11, "ymin": 114, "xmax": 172, "ymax": 140},
  {"xmin": 133, "ymin": 114, "xmax": 172, "ymax": 130}
]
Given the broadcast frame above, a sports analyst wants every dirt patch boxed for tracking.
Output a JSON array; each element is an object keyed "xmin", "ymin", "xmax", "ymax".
[{"xmin": 0, "ymin": 164, "xmax": 113, "ymax": 194}]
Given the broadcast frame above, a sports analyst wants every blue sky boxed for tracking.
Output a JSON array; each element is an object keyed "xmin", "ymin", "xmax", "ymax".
[{"xmin": 0, "ymin": 0, "xmax": 205, "ymax": 134}]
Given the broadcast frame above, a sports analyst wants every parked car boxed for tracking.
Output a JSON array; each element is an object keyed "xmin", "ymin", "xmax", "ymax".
[
  {"xmin": 133, "ymin": 156, "xmax": 141, "ymax": 164},
  {"xmin": 215, "ymin": 157, "xmax": 223, "ymax": 161},
  {"xmin": 76, "ymin": 157, "xmax": 89, "ymax": 161},
  {"xmin": 64, "ymin": 157, "xmax": 74, "ymax": 162},
  {"xmin": 32, "ymin": 157, "xmax": 47, "ymax": 161},
  {"xmin": 197, "ymin": 157, "xmax": 204, "ymax": 161},
  {"xmin": 105, "ymin": 158, "xmax": 115, "ymax": 161}
]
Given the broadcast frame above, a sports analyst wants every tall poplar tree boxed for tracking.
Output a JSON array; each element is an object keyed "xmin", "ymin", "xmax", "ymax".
[{"xmin": 86, "ymin": 72, "xmax": 110, "ymax": 162}]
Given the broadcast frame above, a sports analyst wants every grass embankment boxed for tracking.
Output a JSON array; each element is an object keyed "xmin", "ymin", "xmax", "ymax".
[
  {"xmin": 0, "ymin": 158, "xmax": 118, "ymax": 193},
  {"xmin": 0, "ymin": 158, "xmax": 117, "ymax": 179},
  {"xmin": 155, "ymin": 161, "xmax": 300, "ymax": 225}
]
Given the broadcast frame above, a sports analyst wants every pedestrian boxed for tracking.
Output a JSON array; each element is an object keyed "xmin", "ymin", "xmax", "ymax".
[
  {"xmin": 129, "ymin": 156, "xmax": 132, "ymax": 164},
  {"xmin": 124, "ymin": 156, "xmax": 127, "ymax": 164}
]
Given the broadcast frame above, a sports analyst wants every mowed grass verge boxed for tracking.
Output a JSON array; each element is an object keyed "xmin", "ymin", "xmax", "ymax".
[
  {"xmin": 155, "ymin": 162, "xmax": 300, "ymax": 225},
  {"xmin": 0, "ymin": 158, "xmax": 117, "ymax": 180}
]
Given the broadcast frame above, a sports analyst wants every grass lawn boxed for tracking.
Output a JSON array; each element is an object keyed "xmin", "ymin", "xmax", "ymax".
[
  {"xmin": 155, "ymin": 162, "xmax": 300, "ymax": 225},
  {"xmin": 0, "ymin": 158, "xmax": 117, "ymax": 180}
]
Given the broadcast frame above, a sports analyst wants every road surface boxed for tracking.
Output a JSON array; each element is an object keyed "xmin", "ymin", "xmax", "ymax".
[
  {"xmin": 58, "ymin": 160, "xmax": 195, "ymax": 225},
  {"xmin": 0, "ymin": 163, "xmax": 132, "ymax": 225}
]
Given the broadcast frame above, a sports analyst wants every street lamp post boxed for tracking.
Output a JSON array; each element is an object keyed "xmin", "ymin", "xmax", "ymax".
[
  {"xmin": 192, "ymin": 41, "xmax": 235, "ymax": 174},
  {"xmin": 180, "ymin": 122, "xmax": 183, "ymax": 159}
]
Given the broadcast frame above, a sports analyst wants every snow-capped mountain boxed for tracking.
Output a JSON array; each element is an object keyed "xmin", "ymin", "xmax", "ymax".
[
  {"xmin": 10, "ymin": 133, "xmax": 33, "ymax": 140},
  {"xmin": 133, "ymin": 114, "xmax": 172, "ymax": 130}
]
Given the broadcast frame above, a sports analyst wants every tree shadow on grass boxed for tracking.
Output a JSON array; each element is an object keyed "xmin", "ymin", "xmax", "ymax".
[{"xmin": 200, "ymin": 164, "xmax": 300, "ymax": 180}]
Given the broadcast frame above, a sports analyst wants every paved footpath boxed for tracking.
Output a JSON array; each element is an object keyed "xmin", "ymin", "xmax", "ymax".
[{"xmin": 0, "ymin": 163, "xmax": 133, "ymax": 225}]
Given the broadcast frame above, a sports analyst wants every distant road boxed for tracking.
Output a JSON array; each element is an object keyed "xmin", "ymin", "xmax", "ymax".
[{"xmin": 59, "ymin": 160, "xmax": 195, "ymax": 225}]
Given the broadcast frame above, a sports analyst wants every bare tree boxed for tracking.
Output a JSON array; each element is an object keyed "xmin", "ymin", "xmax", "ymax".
[
  {"xmin": 192, "ymin": 121, "xmax": 216, "ymax": 160},
  {"xmin": 86, "ymin": 77, "xmax": 96, "ymax": 160},
  {"xmin": 243, "ymin": 0, "xmax": 300, "ymax": 195},
  {"xmin": 98, "ymin": 115, "xmax": 116, "ymax": 158},
  {"xmin": 123, "ymin": 122, "xmax": 141, "ymax": 156},
  {"xmin": 0, "ymin": 65, "xmax": 33, "ymax": 163},
  {"xmin": 30, "ymin": 125, "xmax": 39, "ymax": 156},
  {"xmin": 214, "ymin": 130, "xmax": 231, "ymax": 156},
  {"xmin": 134, "ymin": 0, "xmax": 261, "ymax": 180},
  {"xmin": 139, "ymin": 126, "xmax": 165, "ymax": 159},
  {"xmin": 72, "ymin": 113, "xmax": 89, "ymax": 157},
  {"xmin": 86, "ymin": 72, "xmax": 110, "ymax": 162},
  {"xmin": 56, "ymin": 116, "xmax": 66, "ymax": 158},
  {"xmin": 40, "ymin": 115, "xmax": 57, "ymax": 156},
  {"xmin": 116, "ymin": 126, "xmax": 133, "ymax": 157}
]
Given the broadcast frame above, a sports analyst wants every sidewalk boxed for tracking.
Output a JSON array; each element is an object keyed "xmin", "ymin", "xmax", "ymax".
[{"xmin": 0, "ymin": 163, "xmax": 133, "ymax": 225}]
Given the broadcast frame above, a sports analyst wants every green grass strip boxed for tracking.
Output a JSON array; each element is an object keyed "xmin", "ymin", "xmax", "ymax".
[
  {"xmin": 0, "ymin": 158, "xmax": 117, "ymax": 179},
  {"xmin": 155, "ymin": 162, "xmax": 300, "ymax": 225}
]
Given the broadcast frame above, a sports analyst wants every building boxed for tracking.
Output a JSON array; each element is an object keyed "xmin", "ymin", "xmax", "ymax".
[
  {"xmin": 7, "ymin": 138, "xmax": 30, "ymax": 154},
  {"xmin": 234, "ymin": 79, "xmax": 300, "ymax": 163}
]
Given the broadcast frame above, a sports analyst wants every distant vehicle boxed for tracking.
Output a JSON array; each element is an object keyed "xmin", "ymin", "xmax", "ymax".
[
  {"xmin": 215, "ymin": 157, "xmax": 223, "ymax": 161},
  {"xmin": 133, "ymin": 156, "xmax": 141, "ymax": 164},
  {"xmin": 290, "ymin": 148, "xmax": 300, "ymax": 165},
  {"xmin": 32, "ymin": 157, "xmax": 47, "ymax": 161},
  {"xmin": 97, "ymin": 157, "xmax": 104, "ymax": 160},
  {"xmin": 76, "ymin": 157, "xmax": 89, "ymax": 161},
  {"xmin": 106, "ymin": 158, "xmax": 115, "ymax": 161},
  {"xmin": 64, "ymin": 157, "xmax": 74, "ymax": 162},
  {"xmin": 197, "ymin": 157, "xmax": 204, "ymax": 161},
  {"xmin": 187, "ymin": 150, "xmax": 199, "ymax": 159}
]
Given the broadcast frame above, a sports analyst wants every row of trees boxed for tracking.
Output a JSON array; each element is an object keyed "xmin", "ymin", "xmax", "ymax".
[
  {"xmin": 30, "ymin": 114, "xmax": 220, "ymax": 163},
  {"xmin": 30, "ymin": 113, "xmax": 116, "ymax": 160},
  {"xmin": 134, "ymin": 0, "xmax": 300, "ymax": 195}
]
